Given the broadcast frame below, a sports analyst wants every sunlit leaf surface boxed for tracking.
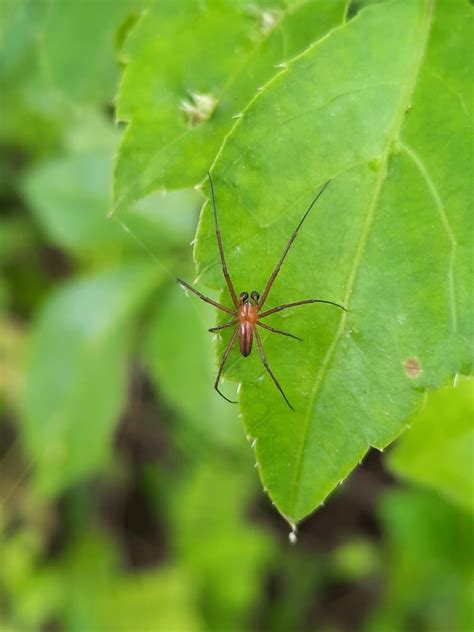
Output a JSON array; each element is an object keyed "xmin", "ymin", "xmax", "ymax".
[
  {"xmin": 194, "ymin": 0, "xmax": 473, "ymax": 521},
  {"xmin": 112, "ymin": 0, "xmax": 346, "ymax": 214}
]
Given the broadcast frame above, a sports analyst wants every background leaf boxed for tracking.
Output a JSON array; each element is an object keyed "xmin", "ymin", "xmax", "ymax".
[
  {"xmin": 194, "ymin": 0, "xmax": 473, "ymax": 521},
  {"xmin": 143, "ymin": 281, "xmax": 241, "ymax": 446},
  {"xmin": 20, "ymin": 264, "xmax": 160, "ymax": 497},
  {"xmin": 96, "ymin": 568, "xmax": 202, "ymax": 632},
  {"xmin": 41, "ymin": 0, "xmax": 145, "ymax": 105},
  {"xmin": 0, "ymin": 0, "xmax": 65, "ymax": 158},
  {"xmin": 167, "ymin": 458, "xmax": 274, "ymax": 631},
  {"xmin": 112, "ymin": 0, "xmax": 347, "ymax": 214},
  {"xmin": 365, "ymin": 488, "xmax": 474, "ymax": 632},
  {"xmin": 388, "ymin": 376, "xmax": 474, "ymax": 514},
  {"xmin": 22, "ymin": 133, "xmax": 199, "ymax": 260}
]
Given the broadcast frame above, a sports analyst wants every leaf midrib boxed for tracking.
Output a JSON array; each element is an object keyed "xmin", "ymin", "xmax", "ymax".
[{"xmin": 288, "ymin": 0, "xmax": 436, "ymax": 520}]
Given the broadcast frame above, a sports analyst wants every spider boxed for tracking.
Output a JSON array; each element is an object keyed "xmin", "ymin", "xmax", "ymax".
[{"xmin": 178, "ymin": 173, "xmax": 346, "ymax": 410}]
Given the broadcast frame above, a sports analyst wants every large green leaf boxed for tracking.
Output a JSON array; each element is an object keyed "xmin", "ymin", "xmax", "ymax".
[
  {"xmin": 20, "ymin": 263, "xmax": 160, "ymax": 497},
  {"xmin": 194, "ymin": 0, "xmax": 473, "ymax": 522},
  {"xmin": 388, "ymin": 377, "xmax": 474, "ymax": 514},
  {"xmin": 112, "ymin": 0, "xmax": 347, "ymax": 215}
]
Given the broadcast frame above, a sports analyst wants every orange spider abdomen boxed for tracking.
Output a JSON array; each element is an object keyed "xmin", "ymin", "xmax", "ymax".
[{"xmin": 238, "ymin": 302, "xmax": 258, "ymax": 357}]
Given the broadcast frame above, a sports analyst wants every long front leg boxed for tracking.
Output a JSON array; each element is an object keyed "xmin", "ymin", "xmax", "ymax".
[
  {"xmin": 257, "ymin": 321, "xmax": 302, "ymax": 341},
  {"xmin": 208, "ymin": 172, "xmax": 239, "ymax": 308},
  {"xmin": 214, "ymin": 327, "xmax": 239, "ymax": 404},
  {"xmin": 259, "ymin": 298, "xmax": 346, "ymax": 319},
  {"xmin": 258, "ymin": 180, "xmax": 331, "ymax": 309},
  {"xmin": 254, "ymin": 328, "xmax": 294, "ymax": 411},
  {"xmin": 177, "ymin": 278, "xmax": 236, "ymax": 315}
]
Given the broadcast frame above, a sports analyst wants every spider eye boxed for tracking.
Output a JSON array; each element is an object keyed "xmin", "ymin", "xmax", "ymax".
[
  {"xmin": 251, "ymin": 291, "xmax": 260, "ymax": 302},
  {"xmin": 240, "ymin": 291, "xmax": 249, "ymax": 302}
]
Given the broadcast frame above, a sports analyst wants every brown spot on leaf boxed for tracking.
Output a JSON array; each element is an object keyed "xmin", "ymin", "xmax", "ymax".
[{"xmin": 404, "ymin": 357, "xmax": 421, "ymax": 378}]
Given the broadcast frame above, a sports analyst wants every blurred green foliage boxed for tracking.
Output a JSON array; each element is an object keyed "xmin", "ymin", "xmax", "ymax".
[
  {"xmin": 366, "ymin": 488, "xmax": 474, "ymax": 632},
  {"xmin": 389, "ymin": 377, "xmax": 474, "ymax": 514},
  {"xmin": 0, "ymin": 1, "xmax": 472, "ymax": 631}
]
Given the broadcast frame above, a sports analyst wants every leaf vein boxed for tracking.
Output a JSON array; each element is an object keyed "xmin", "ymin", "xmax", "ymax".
[
  {"xmin": 287, "ymin": 0, "xmax": 435, "ymax": 519},
  {"xmin": 426, "ymin": 67, "xmax": 473, "ymax": 123},
  {"xmin": 399, "ymin": 140, "xmax": 458, "ymax": 334}
]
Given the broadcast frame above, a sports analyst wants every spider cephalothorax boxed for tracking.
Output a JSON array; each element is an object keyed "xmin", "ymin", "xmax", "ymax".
[{"xmin": 177, "ymin": 173, "xmax": 345, "ymax": 410}]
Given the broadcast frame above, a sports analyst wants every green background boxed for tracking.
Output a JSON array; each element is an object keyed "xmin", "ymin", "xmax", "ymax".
[{"xmin": 1, "ymin": 0, "xmax": 472, "ymax": 630}]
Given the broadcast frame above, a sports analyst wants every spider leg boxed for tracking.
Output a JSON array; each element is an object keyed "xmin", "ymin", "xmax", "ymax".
[
  {"xmin": 254, "ymin": 328, "xmax": 294, "ymax": 411},
  {"xmin": 177, "ymin": 278, "xmax": 236, "ymax": 315},
  {"xmin": 259, "ymin": 298, "xmax": 346, "ymax": 319},
  {"xmin": 214, "ymin": 327, "xmax": 239, "ymax": 404},
  {"xmin": 258, "ymin": 180, "xmax": 331, "ymax": 310},
  {"xmin": 208, "ymin": 172, "xmax": 239, "ymax": 308},
  {"xmin": 256, "ymin": 321, "xmax": 302, "ymax": 341},
  {"xmin": 209, "ymin": 320, "xmax": 238, "ymax": 333}
]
